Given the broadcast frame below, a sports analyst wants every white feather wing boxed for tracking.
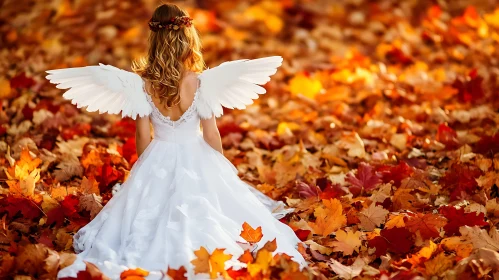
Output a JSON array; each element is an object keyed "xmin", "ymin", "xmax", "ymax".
[
  {"xmin": 45, "ymin": 63, "xmax": 152, "ymax": 120},
  {"xmin": 196, "ymin": 56, "xmax": 283, "ymax": 119}
]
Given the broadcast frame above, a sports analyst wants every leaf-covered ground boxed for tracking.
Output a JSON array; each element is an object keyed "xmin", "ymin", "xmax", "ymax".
[{"xmin": 1, "ymin": 0, "xmax": 499, "ymax": 279}]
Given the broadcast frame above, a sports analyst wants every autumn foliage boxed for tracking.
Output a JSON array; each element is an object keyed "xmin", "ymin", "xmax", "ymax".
[{"xmin": 1, "ymin": 0, "xmax": 499, "ymax": 279}]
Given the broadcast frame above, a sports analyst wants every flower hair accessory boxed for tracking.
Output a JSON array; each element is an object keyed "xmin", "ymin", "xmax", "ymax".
[{"xmin": 148, "ymin": 16, "xmax": 193, "ymax": 32}]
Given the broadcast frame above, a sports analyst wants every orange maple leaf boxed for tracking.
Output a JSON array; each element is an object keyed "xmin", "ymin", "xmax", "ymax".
[
  {"xmin": 120, "ymin": 267, "xmax": 149, "ymax": 279},
  {"xmin": 308, "ymin": 198, "xmax": 346, "ymax": 236},
  {"xmin": 190, "ymin": 246, "xmax": 232, "ymax": 279},
  {"xmin": 167, "ymin": 266, "xmax": 187, "ymax": 280},
  {"xmin": 240, "ymin": 222, "xmax": 263, "ymax": 243}
]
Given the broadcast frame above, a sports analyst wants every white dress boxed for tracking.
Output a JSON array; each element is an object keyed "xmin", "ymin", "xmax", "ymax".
[{"xmin": 49, "ymin": 56, "xmax": 308, "ymax": 279}]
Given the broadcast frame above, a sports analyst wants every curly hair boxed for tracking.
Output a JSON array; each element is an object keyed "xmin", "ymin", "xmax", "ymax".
[{"xmin": 132, "ymin": 4, "xmax": 206, "ymax": 108}]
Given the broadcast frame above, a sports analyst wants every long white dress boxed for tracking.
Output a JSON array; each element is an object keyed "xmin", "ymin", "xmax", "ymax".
[{"xmin": 55, "ymin": 73, "xmax": 308, "ymax": 279}]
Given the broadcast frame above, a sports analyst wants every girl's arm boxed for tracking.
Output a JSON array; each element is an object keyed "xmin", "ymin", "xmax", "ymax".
[
  {"xmin": 200, "ymin": 115, "xmax": 223, "ymax": 154},
  {"xmin": 135, "ymin": 115, "xmax": 151, "ymax": 157}
]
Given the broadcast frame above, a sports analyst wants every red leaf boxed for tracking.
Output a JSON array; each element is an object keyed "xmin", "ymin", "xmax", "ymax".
[
  {"xmin": 320, "ymin": 182, "xmax": 346, "ymax": 200},
  {"xmin": 218, "ymin": 122, "xmax": 246, "ymax": 138},
  {"xmin": 439, "ymin": 206, "xmax": 488, "ymax": 236},
  {"xmin": 436, "ymin": 123, "xmax": 460, "ymax": 149},
  {"xmin": 404, "ymin": 213, "xmax": 447, "ymax": 240},
  {"xmin": 346, "ymin": 162, "xmax": 382, "ymax": 196},
  {"xmin": 61, "ymin": 123, "xmax": 91, "ymax": 141},
  {"xmin": 2, "ymin": 196, "xmax": 42, "ymax": 220},
  {"xmin": 368, "ymin": 236, "xmax": 388, "ymax": 258},
  {"xmin": 296, "ymin": 181, "xmax": 320, "ymax": 199},
  {"xmin": 109, "ymin": 118, "xmax": 136, "ymax": 140},
  {"xmin": 451, "ymin": 71, "xmax": 484, "ymax": 103},
  {"xmin": 61, "ymin": 194, "xmax": 80, "ymax": 218},
  {"xmin": 473, "ymin": 132, "xmax": 499, "ymax": 156},
  {"xmin": 382, "ymin": 227, "xmax": 413, "ymax": 254},
  {"xmin": 294, "ymin": 229, "xmax": 311, "ymax": 241},
  {"xmin": 10, "ymin": 72, "xmax": 35, "ymax": 89},
  {"xmin": 122, "ymin": 137, "xmax": 138, "ymax": 165},
  {"xmin": 439, "ymin": 163, "xmax": 482, "ymax": 201},
  {"xmin": 376, "ymin": 161, "xmax": 414, "ymax": 187},
  {"xmin": 369, "ymin": 227, "xmax": 413, "ymax": 258},
  {"xmin": 46, "ymin": 207, "xmax": 65, "ymax": 227}
]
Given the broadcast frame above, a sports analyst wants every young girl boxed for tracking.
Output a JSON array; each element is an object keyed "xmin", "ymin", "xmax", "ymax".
[{"xmin": 49, "ymin": 3, "xmax": 308, "ymax": 279}]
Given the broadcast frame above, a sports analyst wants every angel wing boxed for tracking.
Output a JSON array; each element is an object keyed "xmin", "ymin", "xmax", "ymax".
[
  {"xmin": 45, "ymin": 63, "xmax": 152, "ymax": 120},
  {"xmin": 196, "ymin": 56, "xmax": 283, "ymax": 119}
]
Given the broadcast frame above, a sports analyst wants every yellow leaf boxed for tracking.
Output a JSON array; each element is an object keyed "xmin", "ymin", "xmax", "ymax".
[
  {"xmin": 0, "ymin": 77, "xmax": 12, "ymax": 99},
  {"xmin": 441, "ymin": 237, "xmax": 473, "ymax": 259},
  {"xmin": 247, "ymin": 249, "xmax": 273, "ymax": 277},
  {"xmin": 424, "ymin": 252, "xmax": 454, "ymax": 277},
  {"xmin": 209, "ymin": 248, "xmax": 232, "ymax": 279},
  {"xmin": 485, "ymin": 9, "xmax": 499, "ymax": 28},
  {"xmin": 385, "ymin": 214, "xmax": 406, "ymax": 229},
  {"xmin": 289, "ymin": 73, "xmax": 323, "ymax": 99},
  {"xmin": 308, "ymin": 198, "xmax": 346, "ymax": 236},
  {"xmin": 191, "ymin": 247, "xmax": 210, "ymax": 275},
  {"xmin": 41, "ymin": 194, "xmax": 60, "ymax": 213},
  {"xmin": 276, "ymin": 122, "xmax": 301, "ymax": 137},
  {"xmin": 330, "ymin": 229, "xmax": 362, "ymax": 255},
  {"xmin": 190, "ymin": 247, "xmax": 232, "ymax": 279}
]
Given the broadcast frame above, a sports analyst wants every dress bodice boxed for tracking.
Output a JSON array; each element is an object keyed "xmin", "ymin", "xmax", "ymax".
[{"xmin": 142, "ymin": 79, "xmax": 202, "ymax": 143}]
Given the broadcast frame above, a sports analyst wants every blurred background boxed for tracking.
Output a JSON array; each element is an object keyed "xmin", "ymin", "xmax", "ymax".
[{"xmin": 1, "ymin": 0, "xmax": 499, "ymax": 278}]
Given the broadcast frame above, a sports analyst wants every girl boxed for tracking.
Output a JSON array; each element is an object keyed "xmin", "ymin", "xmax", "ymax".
[{"xmin": 49, "ymin": 3, "xmax": 308, "ymax": 279}]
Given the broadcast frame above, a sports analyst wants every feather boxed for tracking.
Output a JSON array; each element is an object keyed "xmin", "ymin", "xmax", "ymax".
[
  {"xmin": 46, "ymin": 64, "xmax": 152, "ymax": 119},
  {"xmin": 195, "ymin": 56, "xmax": 283, "ymax": 119}
]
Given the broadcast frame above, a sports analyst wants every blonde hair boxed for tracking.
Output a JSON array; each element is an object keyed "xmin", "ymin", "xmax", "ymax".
[{"xmin": 132, "ymin": 3, "xmax": 206, "ymax": 108}]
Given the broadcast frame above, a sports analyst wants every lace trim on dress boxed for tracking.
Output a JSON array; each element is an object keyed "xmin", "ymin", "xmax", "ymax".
[{"xmin": 142, "ymin": 77, "xmax": 200, "ymax": 127}]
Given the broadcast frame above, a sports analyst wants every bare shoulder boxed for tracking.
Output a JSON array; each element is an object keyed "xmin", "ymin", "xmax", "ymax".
[{"xmin": 181, "ymin": 72, "xmax": 199, "ymax": 97}]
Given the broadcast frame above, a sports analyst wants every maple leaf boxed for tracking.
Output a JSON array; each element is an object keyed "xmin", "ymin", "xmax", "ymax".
[
  {"xmin": 120, "ymin": 267, "xmax": 149, "ymax": 279},
  {"xmin": 190, "ymin": 247, "xmax": 232, "ymax": 279},
  {"xmin": 238, "ymin": 250, "xmax": 254, "ymax": 263},
  {"xmin": 80, "ymin": 176, "xmax": 100, "ymax": 195},
  {"xmin": 439, "ymin": 163, "xmax": 482, "ymax": 201},
  {"xmin": 385, "ymin": 214, "xmax": 406, "ymax": 229},
  {"xmin": 439, "ymin": 206, "xmax": 488, "ymax": 236},
  {"xmin": 289, "ymin": 72, "xmax": 322, "ymax": 99},
  {"xmin": 318, "ymin": 178, "xmax": 347, "ymax": 200},
  {"xmin": 247, "ymin": 248, "xmax": 273, "ymax": 277},
  {"xmin": 240, "ymin": 222, "xmax": 263, "ymax": 243},
  {"xmin": 296, "ymin": 181, "xmax": 320, "ymax": 199},
  {"xmin": 330, "ymin": 229, "xmax": 362, "ymax": 255},
  {"xmin": 404, "ymin": 213, "xmax": 447, "ymax": 240},
  {"xmin": 357, "ymin": 203, "xmax": 389, "ymax": 231},
  {"xmin": 424, "ymin": 252, "xmax": 455, "ymax": 277},
  {"xmin": 404, "ymin": 240, "xmax": 437, "ymax": 268},
  {"xmin": 441, "ymin": 236, "xmax": 473, "ymax": 258},
  {"xmin": 474, "ymin": 132, "xmax": 499, "ymax": 156},
  {"xmin": 346, "ymin": 162, "xmax": 382, "ymax": 196},
  {"xmin": 328, "ymin": 257, "xmax": 366, "ymax": 280},
  {"xmin": 54, "ymin": 155, "xmax": 83, "ymax": 182},
  {"xmin": 376, "ymin": 161, "xmax": 414, "ymax": 187},
  {"xmin": 3, "ymin": 196, "xmax": 42, "ymax": 220},
  {"xmin": 451, "ymin": 70, "xmax": 485, "ymax": 103},
  {"xmin": 436, "ymin": 123, "xmax": 460, "ymax": 149},
  {"xmin": 308, "ymin": 198, "xmax": 346, "ymax": 236},
  {"xmin": 368, "ymin": 227, "xmax": 413, "ymax": 258},
  {"xmin": 78, "ymin": 193, "xmax": 103, "ymax": 220},
  {"xmin": 10, "ymin": 72, "xmax": 35, "ymax": 89},
  {"xmin": 459, "ymin": 226, "xmax": 499, "ymax": 251},
  {"xmin": 166, "ymin": 266, "xmax": 187, "ymax": 280}
]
